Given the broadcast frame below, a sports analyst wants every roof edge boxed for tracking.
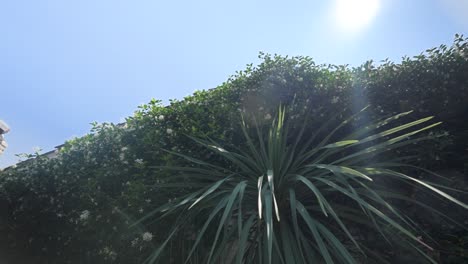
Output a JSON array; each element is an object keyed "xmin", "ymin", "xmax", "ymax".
[{"xmin": 0, "ymin": 120, "xmax": 10, "ymax": 134}]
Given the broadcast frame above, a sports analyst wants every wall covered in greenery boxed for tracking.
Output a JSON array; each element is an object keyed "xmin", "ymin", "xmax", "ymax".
[{"xmin": 0, "ymin": 36, "xmax": 467, "ymax": 263}]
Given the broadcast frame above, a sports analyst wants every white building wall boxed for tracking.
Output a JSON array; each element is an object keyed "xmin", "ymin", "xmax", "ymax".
[{"xmin": 0, "ymin": 120, "xmax": 9, "ymax": 155}]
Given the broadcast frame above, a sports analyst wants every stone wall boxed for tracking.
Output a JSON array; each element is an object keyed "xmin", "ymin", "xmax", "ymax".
[{"xmin": 0, "ymin": 120, "xmax": 9, "ymax": 155}]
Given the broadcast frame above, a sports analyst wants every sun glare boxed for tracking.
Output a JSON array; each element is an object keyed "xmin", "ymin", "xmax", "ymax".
[{"xmin": 335, "ymin": 0, "xmax": 380, "ymax": 32}]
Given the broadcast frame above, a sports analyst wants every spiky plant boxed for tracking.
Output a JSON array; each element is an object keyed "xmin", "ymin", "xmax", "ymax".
[{"xmin": 136, "ymin": 107, "xmax": 467, "ymax": 264}]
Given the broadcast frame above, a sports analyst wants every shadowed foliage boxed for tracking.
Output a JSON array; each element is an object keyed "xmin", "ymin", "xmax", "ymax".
[{"xmin": 137, "ymin": 107, "xmax": 467, "ymax": 263}]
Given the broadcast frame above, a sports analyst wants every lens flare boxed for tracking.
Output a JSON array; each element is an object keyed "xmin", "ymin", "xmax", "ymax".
[{"xmin": 335, "ymin": 0, "xmax": 380, "ymax": 32}]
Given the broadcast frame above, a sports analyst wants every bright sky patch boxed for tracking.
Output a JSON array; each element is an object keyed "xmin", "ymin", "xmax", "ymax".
[{"xmin": 335, "ymin": 0, "xmax": 380, "ymax": 32}]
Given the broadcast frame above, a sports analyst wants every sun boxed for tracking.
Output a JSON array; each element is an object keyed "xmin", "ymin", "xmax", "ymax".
[{"xmin": 334, "ymin": 0, "xmax": 380, "ymax": 32}]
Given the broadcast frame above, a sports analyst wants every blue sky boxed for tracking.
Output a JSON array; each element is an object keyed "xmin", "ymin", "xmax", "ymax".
[{"xmin": 1, "ymin": 0, "xmax": 467, "ymax": 168}]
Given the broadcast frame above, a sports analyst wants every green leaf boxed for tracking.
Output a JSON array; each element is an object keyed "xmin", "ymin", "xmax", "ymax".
[
  {"xmin": 294, "ymin": 175, "xmax": 328, "ymax": 216},
  {"xmin": 296, "ymin": 201, "xmax": 334, "ymax": 264},
  {"xmin": 322, "ymin": 140, "xmax": 359, "ymax": 148},
  {"xmin": 189, "ymin": 177, "xmax": 229, "ymax": 209},
  {"xmin": 236, "ymin": 214, "xmax": 256, "ymax": 264},
  {"xmin": 184, "ymin": 196, "xmax": 229, "ymax": 263},
  {"xmin": 267, "ymin": 169, "xmax": 280, "ymax": 221},
  {"xmin": 311, "ymin": 164, "xmax": 373, "ymax": 181},
  {"xmin": 207, "ymin": 181, "xmax": 247, "ymax": 263},
  {"xmin": 264, "ymin": 189, "xmax": 274, "ymax": 264},
  {"xmin": 257, "ymin": 175, "xmax": 264, "ymax": 219},
  {"xmin": 144, "ymin": 228, "xmax": 178, "ymax": 264},
  {"xmin": 364, "ymin": 168, "xmax": 468, "ymax": 209}
]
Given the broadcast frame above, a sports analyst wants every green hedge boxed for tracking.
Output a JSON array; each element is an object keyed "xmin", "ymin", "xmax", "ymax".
[{"xmin": 0, "ymin": 35, "xmax": 467, "ymax": 263}]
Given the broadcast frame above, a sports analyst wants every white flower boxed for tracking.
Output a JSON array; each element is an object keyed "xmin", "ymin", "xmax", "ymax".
[
  {"xmin": 131, "ymin": 238, "xmax": 139, "ymax": 247},
  {"xmin": 331, "ymin": 96, "xmax": 339, "ymax": 104},
  {"xmin": 264, "ymin": 113, "xmax": 272, "ymax": 120},
  {"xmin": 142, "ymin": 232, "xmax": 153, "ymax": 242},
  {"xmin": 80, "ymin": 210, "xmax": 90, "ymax": 221},
  {"xmin": 158, "ymin": 115, "xmax": 164, "ymax": 121},
  {"xmin": 33, "ymin": 146, "xmax": 42, "ymax": 152},
  {"xmin": 135, "ymin": 158, "xmax": 143, "ymax": 164},
  {"xmin": 166, "ymin": 128, "xmax": 173, "ymax": 134},
  {"xmin": 101, "ymin": 246, "xmax": 117, "ymax": 260},
  {"xmin": 121, "ymin": 147, "xmax": 128, "ymax": 152},
  {"xmin": 119, "ymin": 153, "xmax": 125, "ymax": 161}
]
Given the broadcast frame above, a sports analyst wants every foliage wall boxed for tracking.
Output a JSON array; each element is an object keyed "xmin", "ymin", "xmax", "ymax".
[{"xmin": 0, "ymin": 35, "xmax": 467, "ymax": 263}]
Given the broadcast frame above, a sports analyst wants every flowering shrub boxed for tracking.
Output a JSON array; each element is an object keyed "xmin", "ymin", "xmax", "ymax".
[
  {"xmin": 0, "ymin": 35, "xmax": 467, "ymax": 263},
  {"xmin": 139, "ymin": 107, "xmax": 466, "ymax": 263}
]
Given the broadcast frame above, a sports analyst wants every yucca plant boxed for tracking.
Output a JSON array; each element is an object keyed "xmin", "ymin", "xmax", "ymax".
[{"xmin": 136, "ymin": 107, "xmax": 467, "ymax": 264}]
